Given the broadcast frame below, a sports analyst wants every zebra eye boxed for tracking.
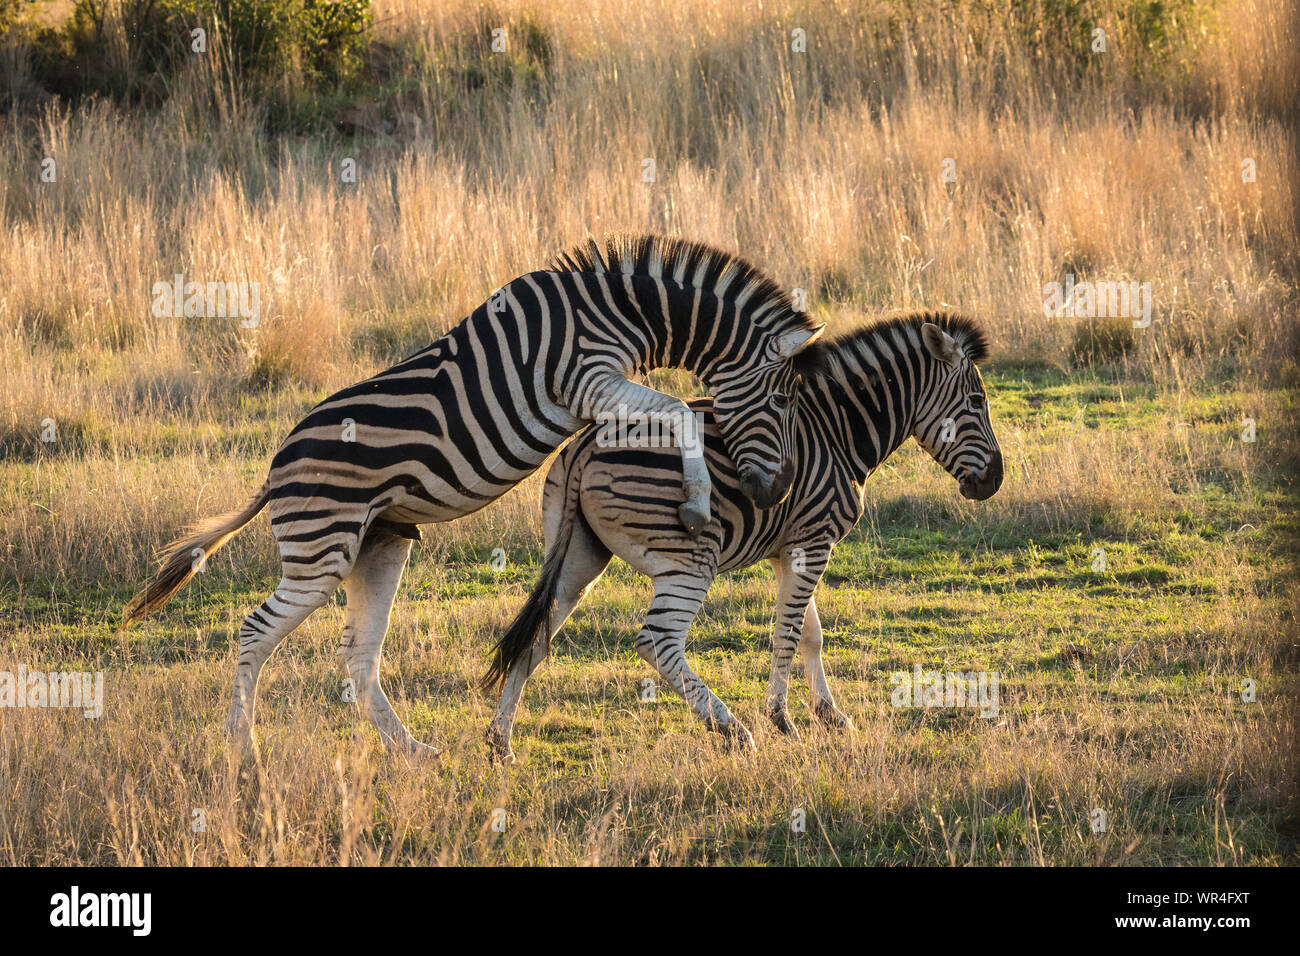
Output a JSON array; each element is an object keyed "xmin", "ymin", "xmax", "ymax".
[
  {"xmin": 770, "ymin": 393, "xmax": 790, "ymax": 410},
  {"xmin": 968, "ymin": 393, "xmax": 986, "ymax": 409}
]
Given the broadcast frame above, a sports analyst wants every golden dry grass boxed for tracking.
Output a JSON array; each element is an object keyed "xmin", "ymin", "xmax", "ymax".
[{"xmin": 0, "ymin": 0, "xmax": 1296, "ymax": 865}]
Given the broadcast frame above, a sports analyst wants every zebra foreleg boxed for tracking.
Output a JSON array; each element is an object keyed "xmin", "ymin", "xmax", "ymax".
[
  {"xmin": 765, "ymin": 549, "xmax": 828, "ymax": 738},
  {"xmin": 338, "ymin": 530, "xmax": 437, "ymax": 758},
  {"xmin": 576, "ymin": 376, "xmax": 711, "ymax": 537},
  {"xmin": 635, "ymin": 574, "xmax": 755, "ymax": 752}
]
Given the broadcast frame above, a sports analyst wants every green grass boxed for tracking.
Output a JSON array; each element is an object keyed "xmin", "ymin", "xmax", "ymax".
[{"xmin": 0, "ymin": 370, "xmax": 1296, "ymax": 864}]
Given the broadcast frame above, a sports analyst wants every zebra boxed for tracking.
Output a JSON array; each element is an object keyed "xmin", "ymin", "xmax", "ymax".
[
  {"xmin": 120, "ymin": 235, "xmax": 823, "ymax": 756},
  {"xmin": 483, "ymin": 310, "xmax": 1002, "ymax": 760}
]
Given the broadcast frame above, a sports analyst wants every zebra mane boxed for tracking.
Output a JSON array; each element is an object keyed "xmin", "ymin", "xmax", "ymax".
[
  {"xmin": 797, "ymin": 309, "xmax": 991, "ymax": 380},
  {"xmin": 549, "ymin": 235, "xmax": 817, "ymax": 333}
]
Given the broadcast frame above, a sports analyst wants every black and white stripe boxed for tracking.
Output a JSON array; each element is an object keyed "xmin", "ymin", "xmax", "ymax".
[
  {"xmin": 485, "ymin": 311, "xmax": 1002, "ymax": 758},
  {"xmin": 122, "ymin": 235, "xmax": 822, "ymax": 755}
]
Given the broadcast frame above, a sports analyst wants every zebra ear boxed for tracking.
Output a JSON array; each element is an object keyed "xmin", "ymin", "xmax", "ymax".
[
  {"xmin": 921, "ymin": 323, "xmax": 963, "ymax": 366},
  {"xmin": 775, "ymin": 324, "xmax": 825, "ymax": 359}
]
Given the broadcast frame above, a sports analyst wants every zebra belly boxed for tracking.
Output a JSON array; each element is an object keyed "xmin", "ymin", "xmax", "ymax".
[{"xmin": 380, "ymin": 454, "xmax": 556, "ymax": 523}]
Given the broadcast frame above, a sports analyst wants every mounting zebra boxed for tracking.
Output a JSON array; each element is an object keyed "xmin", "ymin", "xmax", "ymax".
[
  {"xmin": 121, "ymin": 235, "xmax": 823, "ymax": 756},
  {"xmin": 484, "ymin": 310, "xmax": 1002, "ymax": 760}
]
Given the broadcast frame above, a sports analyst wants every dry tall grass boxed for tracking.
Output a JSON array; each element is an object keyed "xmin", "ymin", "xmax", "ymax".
[
  {"xmin": 2, "ymin": 0, "xmax": 1296, "ymax": 578},
  {"xmin": 4, "ymin": 1, "xmax": 1296, "ymax": 397},
  {"xmin": 0, "ymin": 0, "xmax": 1296, "ymax": 865}
]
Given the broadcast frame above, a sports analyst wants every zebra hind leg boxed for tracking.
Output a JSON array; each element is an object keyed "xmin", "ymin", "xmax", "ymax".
[
  {"xmin": 338, "ymin": 528, "xmax": 437, "ymax": 758},
  {"xmin": 486, "ymin": 516, "xmax": 611, "ymax": 764},
  {"xmin": 799, "ymin": 598, "xmax": 854, "ymax": 733},
  {"xmin": 226, "ymin": 574, "xmax": 340, "ymax": 750}
]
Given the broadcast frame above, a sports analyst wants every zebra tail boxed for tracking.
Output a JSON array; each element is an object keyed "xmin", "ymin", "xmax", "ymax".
[
  {"xmin": 481, "ymin": 462, "xmax": 583, "ymax": 693},
  {"xmin": 119, "ymin": 482, "xmax": 271, "ymax": 630}
]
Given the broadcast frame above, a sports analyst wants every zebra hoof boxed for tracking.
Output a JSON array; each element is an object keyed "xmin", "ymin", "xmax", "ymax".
[
  {"xmin": 677, "ymin": 500, "xmax": 709, "ymax": 538},
  {"xmin": 814, "ymin": 700, "xmax": 855, "ymax": 733},
  {"xmin": 768, "ymin": 708, "xmax": 801, "ymax": 738},
  {"xmin": 485, "ymin": 728, "xmax": 516, "ymax": 765},
  {"xmin": 719, "ymin": 722, "xmax": 757, "ymax": 754},
  {"xmin": 386, "ymin": 737, "xmax": 440, "ymax": 761},
  {"xmin": 406, "ymin": 740, "xmax": 442, "ymax": 761}
]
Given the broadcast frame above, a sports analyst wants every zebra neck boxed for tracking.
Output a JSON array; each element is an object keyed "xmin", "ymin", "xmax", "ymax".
[
  {"xmin": 606, "ymin": 274, "xmax": 746, "ymax": 380},
  {"xmin": 807, "ymin": 347, "xmax": 925, "ymax": 480}
]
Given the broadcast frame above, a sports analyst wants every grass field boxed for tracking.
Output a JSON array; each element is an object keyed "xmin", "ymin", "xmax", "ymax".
[
  {"xmin": 1, "ymin": 0, "xmax": 1297, "ymax": 865},
  {"xmin": 3, "ymin": 367, "xmax": 1295, "ymax": 864}
]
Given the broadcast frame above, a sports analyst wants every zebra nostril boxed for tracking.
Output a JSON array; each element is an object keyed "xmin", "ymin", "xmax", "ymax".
[{"xmin": 985, "ymin": 450, "xmax": 1004, "ymax": 488}]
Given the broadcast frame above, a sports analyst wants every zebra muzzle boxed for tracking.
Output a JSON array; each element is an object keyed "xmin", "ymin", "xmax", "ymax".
[
  {"xmin": 959, "ymin": 450, "xmax": 1004, "ymax": 501},
  {"xmin": 739, "ymin": 459, "xmax": 795, "ymax": 509}
]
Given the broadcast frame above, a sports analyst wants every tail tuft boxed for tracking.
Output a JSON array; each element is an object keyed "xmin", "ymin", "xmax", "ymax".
[
  {"xmin": 482, "ymin": 449, "xmax": 588, "ymax": 692},
  {"xmin": 481, "ymin": 541, "xmax": 567, "ymax": 692},
  {"xmin": 120, "ymin": 484, "xmax": 270, "ymax": 630}
]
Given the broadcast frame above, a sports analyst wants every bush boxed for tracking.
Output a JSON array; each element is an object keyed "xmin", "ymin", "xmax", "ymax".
[
  {"xmin": 202, "ymin": 0, "xmax": 370, "ymax": 85},
  {"xmin": 4, "ymin": 0, "xmax": 370, "ymax": 107}
]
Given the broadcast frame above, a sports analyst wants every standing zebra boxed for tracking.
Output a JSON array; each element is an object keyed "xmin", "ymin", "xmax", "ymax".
[
  {"xmin": 121, "ymin": 236, "xmax": 822, "ymax": 756},
  {"xmin": 484, "ymin": 311, "xmax": 1002, "ymax": 760}
]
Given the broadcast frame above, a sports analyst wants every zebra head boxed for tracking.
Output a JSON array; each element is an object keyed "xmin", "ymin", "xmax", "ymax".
[
  {"xmin": 710, "ymin": 324, "xmax": 823, "ymax": 508},
  {"xmin": 912, "ymin": 321, "xmax": 1003, "ymax": 501}
]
